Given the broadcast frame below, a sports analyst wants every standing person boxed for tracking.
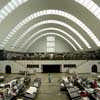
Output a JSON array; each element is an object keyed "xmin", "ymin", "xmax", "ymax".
[{"xmin": 48, "ymin": 73, "xmax": 52, "ymax": 83}]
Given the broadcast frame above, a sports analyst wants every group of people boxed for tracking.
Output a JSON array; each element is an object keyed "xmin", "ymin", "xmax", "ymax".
[{"xmin": 0, "ymin": 82, "xmax": 18, "ymax": 100}]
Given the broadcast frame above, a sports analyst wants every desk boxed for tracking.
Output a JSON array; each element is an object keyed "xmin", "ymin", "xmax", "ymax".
[
  {"xmin": 66, "ymin": 86, "xmax": 80, "ymax": 100},
  {"xmin": 0, "ymin": 76, "xmax": 4, "ymax": 82}
]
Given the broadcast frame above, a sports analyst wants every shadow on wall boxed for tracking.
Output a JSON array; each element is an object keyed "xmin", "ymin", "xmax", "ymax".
[
  {"xmin": 5, "ymin": 65, "xmax": 11, "ymax": 74},
  {"xmin": 92, "ymin": 64, "xmax": 97, "ymax": 73}
]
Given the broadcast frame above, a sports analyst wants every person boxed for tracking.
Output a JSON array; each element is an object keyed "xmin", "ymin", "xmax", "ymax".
[
  {"xmin": 63, "ymin": 75, "xmax": 69, "ymax": 83},
  {"xmin": 10, "ymin": 85, "xmax": 17, "ymax": 96},
  {"xmin": 92, "ymin": 79, "xmax": 98, "ymax": 88},
  {"xmin": 48, "ymin": 73, "xmax": 52, "ymax": 83}
]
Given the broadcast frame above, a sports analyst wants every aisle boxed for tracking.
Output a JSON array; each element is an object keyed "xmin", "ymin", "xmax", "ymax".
[{"xmin": 35, "ymin": 73, "xmax": 68, "ymax": 100}]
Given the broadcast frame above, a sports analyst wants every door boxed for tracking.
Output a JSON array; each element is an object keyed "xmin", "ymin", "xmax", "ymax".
[
  {"xmin": 5, "ymin": 65, "xmax": 11, "ymax": 74},
  {"xmin": 42, "ymin": 65, "xmax": 61, "ymax": 73},
  {"xmin": 92, "ymin": 65, "xmax": 97, "ymax": 73}
]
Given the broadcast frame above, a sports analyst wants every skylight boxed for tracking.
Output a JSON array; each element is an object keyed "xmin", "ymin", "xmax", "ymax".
[
  {"xmin": 18, "ymin": 27, "xmax": 82, "ymax": 50},
  {"xmin": 1, "ymin": 9, "xmax": 99, "ymax": 49},
  {"xmin": 0, "ymin": 0, "xmax": 28, "ymax": 23},
  {"xmin": 74, "ymin": 0, "xmax": 100, "ymax": 20},
  {"xmin": 12, "ymin": 20, "xmax": 88, "ymax": 49}
]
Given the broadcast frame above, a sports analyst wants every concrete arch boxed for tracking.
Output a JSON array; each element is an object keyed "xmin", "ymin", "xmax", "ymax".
[
  {"xmin": 25, "ymin": 32, "xmax": 78, "ymax": 51},
  {"xmin": 12, "ymin": 20, "xmax": 90, "ymax": 49},
  {"xmin": 18, "ymin": 27, "xmax": 83, "ymax": 50},
  {"xmin": 2, "ymin": 9, "xmax": 98, "ymax": 49}
]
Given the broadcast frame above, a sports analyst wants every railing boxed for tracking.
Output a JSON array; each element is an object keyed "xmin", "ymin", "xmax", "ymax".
[{"xmin": 0, "ymin": 50, "xmax": 100, "ymax": 60}]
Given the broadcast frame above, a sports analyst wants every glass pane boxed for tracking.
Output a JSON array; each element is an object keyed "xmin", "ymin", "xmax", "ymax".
[
  {"xmin": 47, "ymin": 42, "xmax": 55, "ymax": 47},
  {"xmin": 47, "ymin": 47, "xmax": 55, "ymax": 52},
  {"xmin": 47, "ymin": 36, "xmax": 55, "ymax": 41}
]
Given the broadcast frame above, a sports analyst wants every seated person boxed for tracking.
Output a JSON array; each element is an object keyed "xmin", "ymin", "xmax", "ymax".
[
  {"xmin": 9, "ymin": 85, "xmax": 18, "ymax": 96},
  {"xmin": 92, "ymin": 79, "xmax": 98, "ymax": 88}
]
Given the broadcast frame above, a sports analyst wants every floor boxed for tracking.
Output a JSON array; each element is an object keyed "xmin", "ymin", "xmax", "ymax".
[
  {"xmin": 0, "ymin": 73, "xmax": 99, "ymax": 100},
  {"xmin": 35, "ymin": 73, "xmax": 68, "ymax": 100},
  {"xmin": 0, "ymin": 73, "xmax": 68, "ymax": 100}
]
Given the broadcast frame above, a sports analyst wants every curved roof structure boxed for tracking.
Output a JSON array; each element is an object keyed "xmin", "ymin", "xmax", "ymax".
[{"xmin": 0, "ymin": 0, "xmax": 100, "ymax": 52}]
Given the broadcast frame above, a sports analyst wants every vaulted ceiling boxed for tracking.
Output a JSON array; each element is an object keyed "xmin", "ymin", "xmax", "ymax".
[{"xmin": 0, "ymin": 0, "xmax": 100, "ymax": 52}]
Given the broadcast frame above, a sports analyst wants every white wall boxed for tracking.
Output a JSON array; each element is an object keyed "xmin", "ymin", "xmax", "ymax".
[{"xmin": 0, "ymin": 60, "xmax": 100, "ymax": 74}]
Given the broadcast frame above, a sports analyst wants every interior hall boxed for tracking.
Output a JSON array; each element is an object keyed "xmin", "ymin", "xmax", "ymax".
[{"xmin": 0, "ymin": 0, "xmax": 100, "ymax": 100}]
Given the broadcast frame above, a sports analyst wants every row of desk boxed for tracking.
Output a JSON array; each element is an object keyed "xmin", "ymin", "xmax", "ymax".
[
  {"xmin": 60, "ymin": 77, "xmax": 81, "ymax": 100},
  {"xmin": 0, "ymin": 76, "xmax": 41, "ymax": 100}
]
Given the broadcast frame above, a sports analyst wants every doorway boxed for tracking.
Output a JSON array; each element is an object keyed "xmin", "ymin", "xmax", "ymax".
[
  {"xmin": 42, "ymin": 65, "xmax": 61, "ymax": 73},
  {"xmin": 5, "ymin": 65, "xmax": 11, "ymax": 74},
  {"xmin": 92, "ymin": 64, "xmax": 97, "ymax": 73}
]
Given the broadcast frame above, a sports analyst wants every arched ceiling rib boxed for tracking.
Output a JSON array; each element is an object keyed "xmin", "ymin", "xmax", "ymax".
[
  {"xmin": 0, "ymin": 9, "xmax": 98, "ymax": 49},
  {"xmin": 17, "ymin": 27, "xmax": 82, "ymax": 50},
  {"xmin": 0, "ymin": 0, "xmax": 28, "ymax": 23},
  {"xmin": 12, "ymin": 20, "xmax": 88, "ymax": 49},
  {"xmin": 74, "ymin": 0, "xmax": 100, "ymax": 20},
  {"xmin": 25, "ymin": 33, "xmax": 77, "ymax": 51},
  {"xmin": 0, "ymin": 0, "xmax": 99, "ymax": 52}
]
